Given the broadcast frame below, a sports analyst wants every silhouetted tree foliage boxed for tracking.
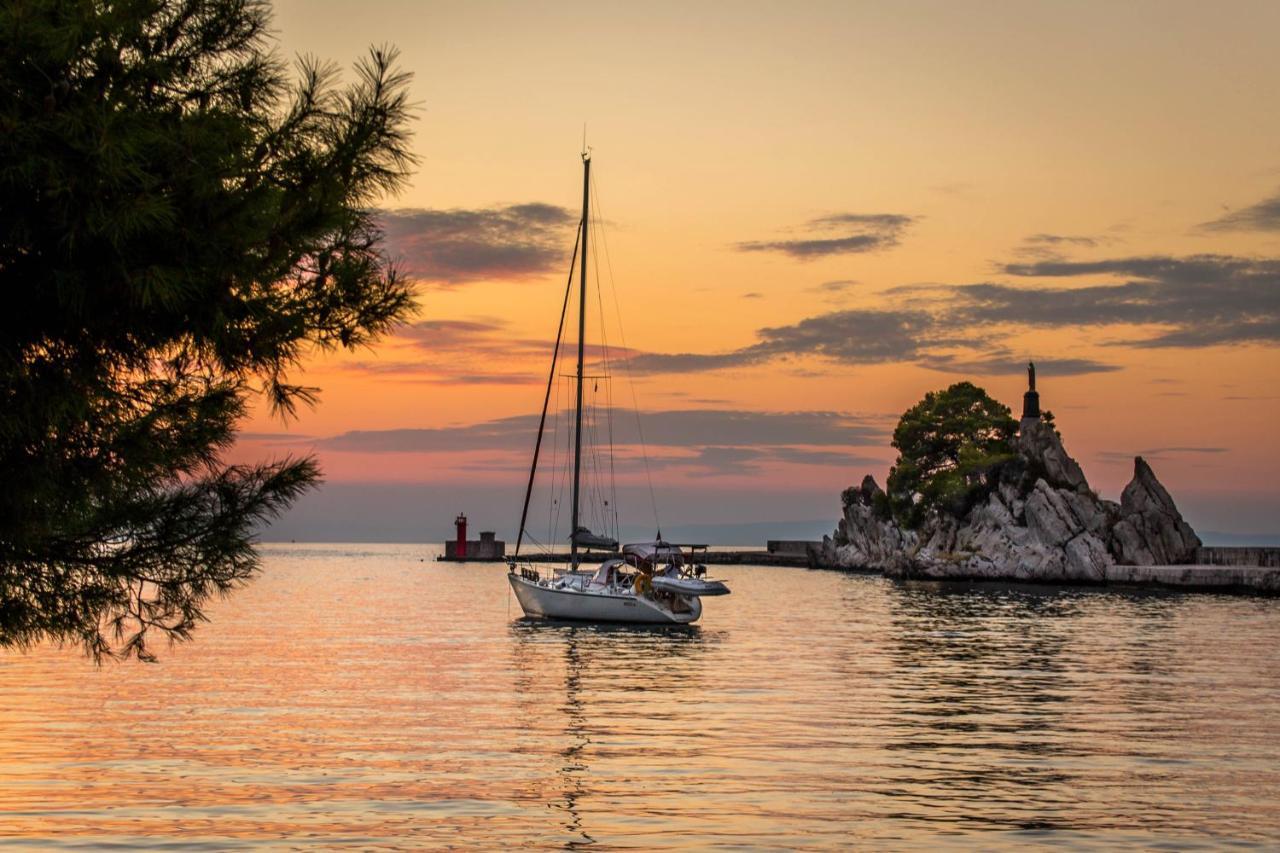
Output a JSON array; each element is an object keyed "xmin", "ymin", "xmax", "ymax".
[
  {"xmin": 886, "ymin": 382, "xmax": 1018, "ymax": 528},
  {"xmin": 0, "ymin": 0, "xmax": 417, "ymax": 660}
]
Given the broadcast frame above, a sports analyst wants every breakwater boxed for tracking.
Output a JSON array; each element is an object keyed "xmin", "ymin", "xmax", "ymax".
[
  {"xmin": 1196, "ymin": 546, "xmax": 1280, "ymax": 568},
  {"xmin": 441, "ymin": 546, "xmax": 1279, "ymax": 593},
  {"xmin": 449, "ymin": 549, "xmax": 814, "ymax": 567}
]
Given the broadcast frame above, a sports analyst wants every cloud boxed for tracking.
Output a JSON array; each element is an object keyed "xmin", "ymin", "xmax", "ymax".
[
  {"xmin": 917, "ymin": 354, "xmax": 1121, "ymax": 377},
  {"xmin": 811, "ymin": 279, "xmax": 858, "ymax": 293},
  {"xmin": 397, "ymin": 318, "xmax": 508, "ymax": 345},
  {"xmin": 620, "ymin": 310, "xmax": 942, "ymax": 374},
  {"xmin": 1095, "ymin": 446, "xmax": 1228, "ymax": 463},
  {"xmin": 317, "ymin": 408, "xmax": 889, "ymax": 454},
  {"xmin": 979, "ymin": 254, "xmax": 1280, "ymax": 347},
  {"xmin": 1199, "ymin": 189, "xmax": 1280, "ymax": 232},
  {"xmin": 930, "ymin": 182, "xmax": 974, "ymax": 198},
  {"xmin": 332, "ymin": 315, "xmax": 639, "ymax": 385},
  {"xmin": 753, "ymin": 309, "xmax": 938, "ymax": 363},
  {"xmin": 1014, "ymin": 233, "xmax": 1105, "ymax": 260},
  {"xmin": 353, "ymin": 251, "xmax": 1276, "ymax": 387},
  {"xmin": 734, "ymin": 213, "xmax": 915, "ymax": 259},
  {"xmin": 646, "ymin": 445, "xmax": 884, "ymax": 475},
  {"xmin": 620, "ymin": 306, "xmax": 1127, "ymax": 377},
  {"xmin": 378, "ymin": 203, "xmax": 576, "ymax": 285},
  {"xmin": 742, "ymin": 291, "xmax": 764, "ymax": 299},
  {"xmin": 341, "ymin": 361, "xmax": 537, "ymax": 385},
  {"xmin": 622, "ymin": 351, "xmax": 768, "ymax": 374},
  {"xmin": 1024, "ymin": 233, "xmax": 1100, "ymax": 248}
]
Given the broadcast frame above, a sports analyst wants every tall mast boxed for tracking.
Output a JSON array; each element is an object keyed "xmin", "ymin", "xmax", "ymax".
[{"xmin": 570, "ymin": 152, "xmax": 590, "ymax": 569}]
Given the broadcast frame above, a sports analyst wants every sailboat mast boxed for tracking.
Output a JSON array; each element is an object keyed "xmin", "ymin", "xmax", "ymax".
[{"xmin": 570, "ymin": 153, "xmax": 590, "ymax": 568}]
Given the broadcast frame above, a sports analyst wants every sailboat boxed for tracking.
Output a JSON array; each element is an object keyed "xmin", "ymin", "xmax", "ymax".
[{"xmin": 506, "ymin": 152, "xmax": 730, "ymax": 624}]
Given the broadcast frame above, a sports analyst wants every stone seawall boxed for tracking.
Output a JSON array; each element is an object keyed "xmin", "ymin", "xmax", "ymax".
[
  {"xmin": 1195, "ymin": 547, "xmax": 1280, "ymax": 568},
  {"xmin": 1104, "ymin": 564, "xmax": 1280, "ymax": 593}
]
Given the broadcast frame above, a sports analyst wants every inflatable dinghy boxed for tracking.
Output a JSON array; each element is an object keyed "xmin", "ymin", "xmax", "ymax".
[{"xmin": 651, "ymin": 575, "xmax": 731, "ymax": 597}]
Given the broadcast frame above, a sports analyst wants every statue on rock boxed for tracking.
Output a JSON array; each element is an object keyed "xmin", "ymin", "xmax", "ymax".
[{"xmin": 1020, "ymin": 361, "xmax": 1041, "ymax": 429}]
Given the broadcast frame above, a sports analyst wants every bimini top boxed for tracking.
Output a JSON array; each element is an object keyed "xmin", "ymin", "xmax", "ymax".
[{"xmin": 622, "ymin": 540, "xmax": 684, "ymax": 567}]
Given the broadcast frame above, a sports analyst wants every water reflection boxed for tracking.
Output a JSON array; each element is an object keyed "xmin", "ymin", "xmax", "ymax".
[
  {"xmin": 508, "ymin": 619, "xmax": 709, "ymax": 846},
  {"xmin": 875, "ymin": 580, "xmax": 1209, "ymax": 835},
  {"xmin": 1, "ymin": 548, "xmax": 1278, "ymax": 847}
]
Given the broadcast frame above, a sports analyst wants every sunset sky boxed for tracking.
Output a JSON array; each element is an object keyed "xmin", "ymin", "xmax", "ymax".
[{"xmin": 240, "ymin": 0, "xmax": 1280, "ymax": 542}]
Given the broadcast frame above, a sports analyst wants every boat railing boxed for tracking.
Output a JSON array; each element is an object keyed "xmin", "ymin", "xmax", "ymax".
[{"xmin": 508, "ymin": 559, "xmax": 542, "ymax": 583}]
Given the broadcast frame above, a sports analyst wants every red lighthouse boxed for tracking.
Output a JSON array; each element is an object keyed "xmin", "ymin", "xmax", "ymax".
[{"xmin": 454, "ymin": 513, "xmax": 468, "ymax": 559}]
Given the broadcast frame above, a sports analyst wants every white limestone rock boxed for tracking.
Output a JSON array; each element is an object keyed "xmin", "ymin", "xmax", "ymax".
[
  {"xmin": 1109, "ymin": 456, "xmax": 1201, "ymax": 565},
  {"xmin": 821, "ymin": 475, "xmax": 917, "ymax": 571},
  {"xmin": 823, "ymin": 419, "xmax": 1189, "ymax": 584},
  {"xmin": 1017, "ymin": 420, "xmax": 1090, "ymax": 493}
]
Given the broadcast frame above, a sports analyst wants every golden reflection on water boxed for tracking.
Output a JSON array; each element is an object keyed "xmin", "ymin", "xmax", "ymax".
[{"xmin": 1, "ymin": 543, "xmax": 1279, "ymax": 848}]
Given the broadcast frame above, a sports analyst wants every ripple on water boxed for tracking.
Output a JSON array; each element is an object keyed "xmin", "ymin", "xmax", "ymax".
[{"xmin": 1, "ymin": 544, "xmax": 1279, "ymax": 848}]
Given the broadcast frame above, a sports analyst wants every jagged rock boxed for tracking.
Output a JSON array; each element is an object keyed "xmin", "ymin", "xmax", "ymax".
[
  {"xmin": 822, "ymin": 475, "xmax": 917, "ymax": 571},
  {"xmin": 1109, "ymin": 456, "xmax": 1201, "ymax": 565},
  {"xmin": 1017, "ymin": 420, "xmax": 1090, "ymax": 493},
  {"xmin": 822, "ymin": 418, "xmax": 1194, "ymax": 584}
]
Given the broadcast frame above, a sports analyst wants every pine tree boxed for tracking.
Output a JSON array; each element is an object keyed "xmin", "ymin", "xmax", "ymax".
[
  {"xmin": 886, "ymin": 382, "xmax": 1018, "ymax": 528},
  {"xmin": 0, "ymin": 0, "xmax": 417, "ymax": 660}
]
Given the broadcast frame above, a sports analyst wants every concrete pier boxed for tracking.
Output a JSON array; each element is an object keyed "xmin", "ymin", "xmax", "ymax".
[
  {"xmin": 1104, "ymin": 563, "xmax": 1280, "ymax": 593},
  {"xmin": 439, "ymin": 544, "xmax": 1280, "ymax": 593},
  {"xmin": 1195, "ymin": 547, "xmax": 1280, "ymax": 568},
  {"xmin": 477, "ymin": 549, "xmax": 813, "ymax": 567}
]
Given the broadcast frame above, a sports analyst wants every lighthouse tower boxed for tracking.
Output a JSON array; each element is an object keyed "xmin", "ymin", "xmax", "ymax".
[
  {"xmin": 1020, "ymin": 361, "xmax": 1041, "ymax": 433},
  {"xmin": 454, "ymin": 513, "xmax": 468, "ymax": 559}
]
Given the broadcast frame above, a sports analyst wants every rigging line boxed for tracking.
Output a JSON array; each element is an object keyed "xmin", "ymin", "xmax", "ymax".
[
  {"xmin": 587, "ymin": 390, "xmax": 601, "ymax": 531},
  {"xmin": 590, "ymin": 171, "xmax": 662, "ymax": 535},
  {"xmin": 514, "ymin": 217, "xmax": 581, "ymax": 558},
  {"xmin": 551, "ymin": 375, "xmax": 570, "ymax": 545},
  {"xmin": 589, "ymin": 386, "xmax": 607, "ymax": 533},
  {"xmin": 546, "ymin": 372, "xmax": 560, "ymax": 547},
  {"xmin": 585, "ymin": 213, "xmax": 607, "ymax": 536},
  {"xmin": 588, "ymin": 207, "xmax": 620, "ymax": 540}
]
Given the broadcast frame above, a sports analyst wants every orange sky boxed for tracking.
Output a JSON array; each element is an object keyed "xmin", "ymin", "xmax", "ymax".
[{"xmin": 237, "ymin": 0, "xmax": 1280, "ymax": 539}]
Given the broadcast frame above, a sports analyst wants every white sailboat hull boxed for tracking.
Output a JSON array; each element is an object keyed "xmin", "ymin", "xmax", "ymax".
[{"xmin": 508, "ymin": 572, "xmax": 702, "ymax": 624}]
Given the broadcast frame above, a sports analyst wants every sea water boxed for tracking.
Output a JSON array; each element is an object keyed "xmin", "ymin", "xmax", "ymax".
[{"xmin": 2, "ymin": 543, "xmax": 1278, "ymax": 848}]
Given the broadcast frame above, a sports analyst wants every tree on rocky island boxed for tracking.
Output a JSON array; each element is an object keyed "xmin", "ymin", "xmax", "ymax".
[
  {"xmin": 885, "ymin": 382, "xmax": 1019, "ymax": 528},
  {"xmin": 0, "ymin": 0, "xmax": 417, "ymax": 660}
]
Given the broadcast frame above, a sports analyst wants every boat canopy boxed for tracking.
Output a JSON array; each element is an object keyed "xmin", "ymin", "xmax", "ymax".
[
  {"xmin": 622, "ymin": 540, "xmax": 685, "ymax": 568},
  {"xmin": 571, "ymin": 526, "xmax": 619, "ymax": 551},
  {"xmin": 589, "ymin": 558, "xmax": 626, "ymax": 587}
]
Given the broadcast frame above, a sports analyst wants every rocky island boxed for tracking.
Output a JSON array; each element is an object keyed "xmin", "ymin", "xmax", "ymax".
[{"xmin": 820, "ymin": 365, "xmax": 1276, "ymax": 591}]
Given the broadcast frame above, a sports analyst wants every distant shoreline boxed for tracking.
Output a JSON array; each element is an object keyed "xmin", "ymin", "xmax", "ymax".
[{"xmin": 256, "ymin": 531, "xmax": 1280, "ymax": 547}]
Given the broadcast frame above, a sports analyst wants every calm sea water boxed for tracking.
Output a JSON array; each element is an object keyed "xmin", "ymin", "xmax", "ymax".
[{"xmin": 2, "ymin": 543, "xmax": 1279, "ymax": 849}]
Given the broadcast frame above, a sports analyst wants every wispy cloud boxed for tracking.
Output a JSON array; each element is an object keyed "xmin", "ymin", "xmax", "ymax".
[
  {"xmin": 814, "ymin": 279, "xmax": 858, "ymax": 292},
  {"xmin": 1014, "ymin": 232, "xmax": 1107, "ymax": 260},
  {"xmin": 379, "ymin": 203, "xmax": 576, "ymax": 285},
  {"xmin": 620, "ymin": 308, "xmax": 1118, "ymax": 377},
  {"xmin": 1199, "ymin": 188, "xmax": 1280, "ymax": 232},
  {"xmin": 1024, "ymin": 233, "xmax": 1100, "ymax": 248},
  {"xmin": 985, "ymin": 255, "xmax": 1280, "ymax": 347},
  {"xmin": 917, "ymin": 354, "xmax": 1122, "ymax": 377},
  {"xmin": 317, "ymin": 408, "xmax": 889, "ymax": 454},
  {"xmin": 332, "ymin": 316, "xmax": 635, "ymax": 385},
  {"xmin": 645, "ymin": 445, "xmax": 884, "ymax": 475},
  {"xmin": 341, "ymin": 361, "xmax": 537, "ymax": 385},
  {"xmin": 734, "ymin": 213, "xmax": 915, "ymax": 259},
  {"xmin": 1095, "ymin": 446, "xmax": 1228, "ymax": 463},
  {"xmin": 620, "ymin": 310, "xmax": 945, "ymax": 374}
]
